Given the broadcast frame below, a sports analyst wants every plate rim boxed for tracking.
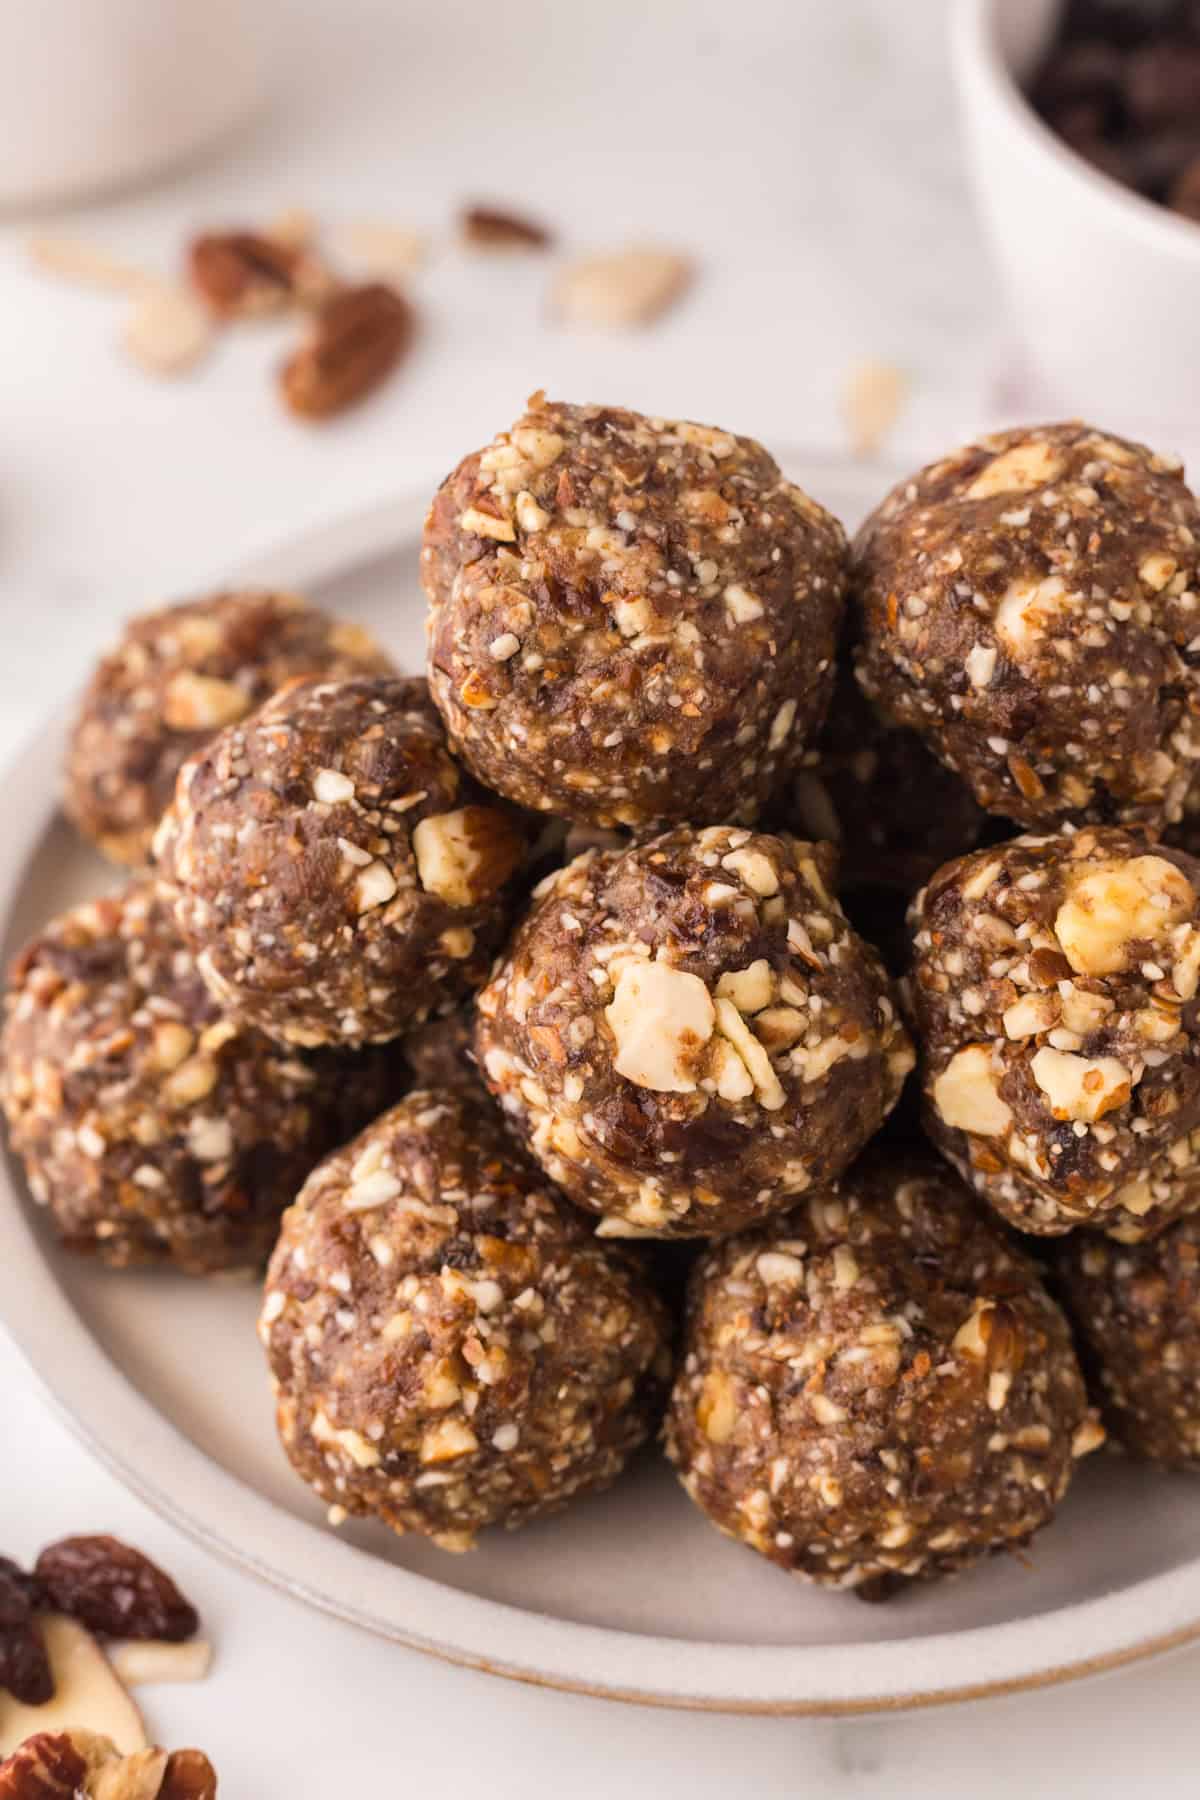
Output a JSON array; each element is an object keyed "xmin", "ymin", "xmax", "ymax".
[{"xmin": 4, "ymin": 473, "xmax": 1200, "ymax": 1715}]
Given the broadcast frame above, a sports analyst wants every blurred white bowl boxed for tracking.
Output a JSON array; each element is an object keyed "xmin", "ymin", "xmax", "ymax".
[
  {"xmin": 953, "ymin": 0, "xmax": 1200, "ymax": 425},
  {"xmin": 0, "ymin": 0, "xmax": 267, "ymax": 211}
]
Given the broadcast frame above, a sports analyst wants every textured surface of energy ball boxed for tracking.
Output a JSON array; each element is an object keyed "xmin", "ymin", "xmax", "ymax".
[
  {"xmin": 853, "ymin": 422, "xmax": 1200, "ymax": 831},
  {"xmin": 910, "ymin": 828, "xmax": 1200, "ymax": 1239},
  {"xmin": 786, "ymin": 665, "xmax": 992, "ymax": 895},
  {"xmin": 260, "ymin": 1087, "xmax": 670, "ymax": 1550},
  {"xmin": 155, "ymin": 676, "xmax": 527, "ymax": 1048},
  {"xmin": 475, "ymin": 827, "xmax": 913, "ymax": 1239},
  {"xmin": 422, "ymin": 393, "xmax": 848, "ymax": 829},
  {"xmin": 1057, "ymin": 1217, "xmax": 1200, "ymax": 1467},
  {"xmin": 666, "ymin": 1153, "xmax": 1101, "ymax": 1591},
  {"xmin": 0, "ymin": 883, "xmax": 401, "ymax": 1273},
  {"xmin": 63, "ymin": 589, "xmax": 393, "ymax": 867}
]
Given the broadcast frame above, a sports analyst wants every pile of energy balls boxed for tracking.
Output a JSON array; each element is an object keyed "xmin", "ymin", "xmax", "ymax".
[{"xmin": 9, "ymin": 398, "xmax": 1200, "ymax": 1600}]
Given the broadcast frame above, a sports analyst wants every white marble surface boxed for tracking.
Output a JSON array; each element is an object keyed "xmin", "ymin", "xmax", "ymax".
[{"xmin": 1, "ymin": 0, "xmax": 1197, "ymax": 1791}]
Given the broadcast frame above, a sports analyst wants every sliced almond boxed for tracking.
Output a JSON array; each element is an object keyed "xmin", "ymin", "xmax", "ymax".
[
  {"xmin": 553, "ymin": 247, "xmax": 693, "ymax": 328},
  {"xmin": 337, "ymin": 218, "xmax": 430, "ymax": 279},
  {"xmin": 105, "ymin": 1638, "xmax": 213, "ymax": 1688},
  {"xmin": 122, "ymin": 287, "xmax": 214, "ymax": 377},
  {"xmin": 28, "ymin": 235, "xmax": 153, "ymax": 292},
  {"xmin": 0, "ymin": 1614, "xmax": 147, "ymax": 1757},
  {"xmin": 842, "ymin": 358, "xmax": 908, "ymax": 458}
]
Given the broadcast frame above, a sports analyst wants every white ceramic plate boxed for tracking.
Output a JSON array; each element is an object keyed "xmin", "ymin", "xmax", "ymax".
[{"xmin": 3, "ymin": 454, "xmax": 1200, "ymax": 1716}]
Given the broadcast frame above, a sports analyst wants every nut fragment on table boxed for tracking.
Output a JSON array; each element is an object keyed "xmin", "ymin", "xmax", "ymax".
[
  {"xmin": 261, "ymin": 1087, "xmax": 670, "ymax": 1550},
  {"xmin": 121, "ymin": 288, "xmax": 214, "ymax": 377},
  {"xmin": 155, "ymin": 676, "xmax": 527, "ymax": 1047},
  {"xmin": 422, "ymin": 392, "xmax": 847, "ymax": 829},
  {"xmin": 841, "ymin": 358, "xmax": 908, "ymax": 458},
  {"xmin": 279, "ymin": 282, "xmax": 415, "ymax": 419},
  {"xmin": 666, "ymin": 1150, "xmax": 1098, "ymax": 1592},
  {"xmin": 853, "ymin": 421, "xmax": 1200, "ymax": 831},
  {"xmin": 460, "ymin": 205, "xmax": 553, "ymax": 250},
  {"xmin": 63, "ymin": 588, "xmax": 393, "ymax": 869},
  {"xmin": 909, "ymin": 827, "xmax": 1200, "ymax": 1238},
  {"xmin": 1058, "ymin": 1215, "xmax": 1200, "ymax": 1467},
  {"xmin": 188, "ymin": 229, "xmax": 331, "ymax": 318},
  {"xmin": 336, "ymin": 220, "xmax": 429, "ymax": 280},
  {"xmin": 475, "ymin": 827, "xmax": 912, "ymax": 1238},
  {"xmin": 0, "ymin": 883, "xmax": 403, "ymax": 1272},
  {"xmin": 551, "ymin": 247, "xmax": 693, "ymax": 327}
]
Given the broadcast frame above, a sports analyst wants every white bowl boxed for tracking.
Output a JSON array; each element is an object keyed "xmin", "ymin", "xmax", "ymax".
[
  {"xmin": 952, "ymin": 0, "xmax": 1200, "ymax": 427},
  {"xmin": 0, "ymin": 0, "xmax": 266, "ymax": 211}
]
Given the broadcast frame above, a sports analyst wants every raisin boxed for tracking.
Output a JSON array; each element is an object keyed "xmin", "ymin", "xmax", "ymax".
[
  {"xmin": 35, "ymin": 1536, "xmax": 198, "ymax": 1642},
  {"xmin": 0, "ymin": 1562, "xmax": 52, "ymax": 1705},
  {"xmin": 0, "ymin": 1556, "xmax": 43, "ymax": 1608}
]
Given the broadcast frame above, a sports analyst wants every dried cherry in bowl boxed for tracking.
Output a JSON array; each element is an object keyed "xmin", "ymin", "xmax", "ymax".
[{"xmin": 953, "ymin": 0, "xmax": 1200, "ymax": 424}]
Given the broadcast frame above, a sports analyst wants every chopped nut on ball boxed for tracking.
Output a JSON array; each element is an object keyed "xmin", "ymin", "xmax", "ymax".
[
  {"xmin": 0, "ymin": 883, "xmax": 404, "ymax": 1273},
  {"xmin": 63, "ymin": 589, "xmax": 393, "ymax": 867},
  {"xmin": 666, "ymin": 1151, "xmax": 1098, "ymax": 1592},
  {"xmin": 422, "ymin": 393, "xmax": 847, "ymax": 830},
  {"xmin": 853, "ymin": 422, "xmax": 1200, "ymax": 832},
  {"xmin": 475, "ymin": 827, "xmax": 913, "ymax": 1239},
  {"xmin": 154, "ymin": 677, "xmax": 527, "ymax": 1048},
  {"xmin": 260, "ymin": 1088, "xmax": 670, "ymax": 1549},
  {"xmin": 909, "ymin": 827, "xmax": 1200, "ymax": 1238}
]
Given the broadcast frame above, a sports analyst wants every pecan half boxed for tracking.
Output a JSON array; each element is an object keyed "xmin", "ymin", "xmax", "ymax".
[
  {"xmin": 34, "ymin": 1538, "xmax": 198, "ymax": 1643},
  {"xmin": 189, "ymin": 230, "xmax": 329, "ymax": 318},
  {"xmin": 0, "ymin": 1734, "xmax": 218, "ymax": 1800},
  {"xmin": 279, "ymin": 282, "xmax": 415, "ymax": 420},
  {"xmin": 460, "ymin": 205, "xmax": 553, "ymax": 250}
]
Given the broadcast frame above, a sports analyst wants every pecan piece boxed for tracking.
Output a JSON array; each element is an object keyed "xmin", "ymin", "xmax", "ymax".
[
  {"xmin": 0, "ymin": 1732, "xmax": 88, "ymax": 1798},
  {"xmin": 0, "ymin": 1734, "xmax": 218, "ymax": 1800},
  {"xmin": 279, "ymin": 282, "xmax": 415, "ymax": 420},
  {"xmin": 34, "ymin": 1538, "xmax": 198, "ymax": 1644},
  {"xmin": 0, "ymin": 1563, "xmax": 51, "ymax": 1706},
  {"xmin": 460, "ymin": 205, "xmax": 553, "ymax": 250},
  {"xmin": 189, "ymin": 230, "xmax": 328, "ymax": 318}
]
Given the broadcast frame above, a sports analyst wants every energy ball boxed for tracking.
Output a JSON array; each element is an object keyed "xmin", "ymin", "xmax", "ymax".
[
  {"xmin": 910, "ymin": 828, "xmax": 1200, "ymax": 1239},
  {"xmin": 787, "ymin": 666, "xmax": 991, "ymax": 895},
  {"xmin": 666, "ymin": 1153, "xmax": 1101, "ymax": 1592},
  {"xmin": 155, "ymin": 676, "xmax": 527, "ymax": 1048},
  {"xmin": 1057, "ymin": 1218, "xmax": 1200, "ymax": 1468},
  {"xmin": 475, "ymin": 826, "xmax": 913, "ymax": 1239},
  {"xmin": 853, "ymin": 422, "xmax": 1200, "ymax": 831},
  {"xmin": 63, "ymin": 589, "xmax": 393, "ymax": 867},
  {"xmin": 260, "ymin": 1088, "xmax": 670, "ymax": 1550},
  {"xmin": 0, "ymin": 883, "xmax": 400, "ymax": 1274},
  {"xmin": 422, "ymin": 393, "xmax": 847, "ymax": 829}
]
